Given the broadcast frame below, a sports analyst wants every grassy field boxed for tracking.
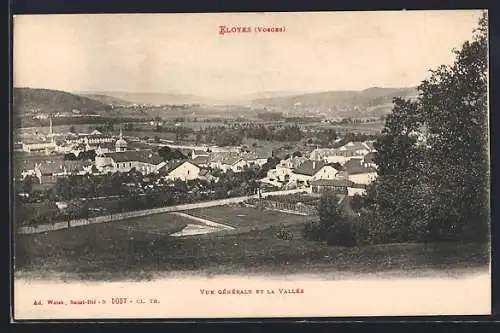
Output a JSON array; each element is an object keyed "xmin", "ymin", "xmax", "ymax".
[
  {"xmin": 14, "ymin": 204, "xmax": 489, "ymax": 281},
  {"xmin": 185, "ymin": 205, "xmax": 313, "ymax": 229}
]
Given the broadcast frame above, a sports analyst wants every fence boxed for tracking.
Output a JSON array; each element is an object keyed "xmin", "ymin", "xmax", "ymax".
[
  {"xmin": 254, "ymin": 200, "xmax": 317, "ymax": 216},
  {"xmin": 17, "ymin": 187, "xmax": 311, "ymax": 235}
]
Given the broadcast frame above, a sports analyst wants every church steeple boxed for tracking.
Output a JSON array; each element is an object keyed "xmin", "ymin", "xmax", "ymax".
[{"xmin": 115, "ymin": 122, "xmax": 128, "ymax": 152}]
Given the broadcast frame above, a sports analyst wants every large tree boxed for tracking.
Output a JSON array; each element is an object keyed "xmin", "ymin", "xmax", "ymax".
[{"xmin": 371, "ymin": 12, "xmax": 489, "ymax": 243}]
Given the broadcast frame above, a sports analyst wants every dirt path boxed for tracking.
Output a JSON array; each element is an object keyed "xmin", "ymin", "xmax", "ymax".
[{"xmin": 169, "ymin": 212, "xmax": 235, "ymax": 230}]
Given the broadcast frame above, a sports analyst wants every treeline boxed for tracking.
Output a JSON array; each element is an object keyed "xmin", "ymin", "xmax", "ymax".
[{"xmin": 198, "ymin": 123, "xmax": 304, "ymax": 146}]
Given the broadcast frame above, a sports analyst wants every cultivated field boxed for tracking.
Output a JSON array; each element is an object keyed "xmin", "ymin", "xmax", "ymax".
[{"xmin": 185, "ymin": 205, "xmax": 313, "ymax": 229}]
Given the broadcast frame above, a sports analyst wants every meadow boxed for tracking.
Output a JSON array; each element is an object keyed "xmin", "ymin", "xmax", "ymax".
[{"xmin": 14, "ymin": 205, "xmax": 489, "ymax": 281}]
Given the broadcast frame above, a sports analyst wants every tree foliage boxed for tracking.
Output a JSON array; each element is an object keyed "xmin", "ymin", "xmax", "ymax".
[
  {"xmin": 158, "ymin": 146, "xmax": 187, "ymax": 161},
  {"xmin": 369, "ymin": 12, "xmax": 489, "ymax": 243}
]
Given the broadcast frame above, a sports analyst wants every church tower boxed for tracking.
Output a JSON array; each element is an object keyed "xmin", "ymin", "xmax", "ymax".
[{"xmin": 115, "ymin": 123, "xmax": 128, "ymax": 152}]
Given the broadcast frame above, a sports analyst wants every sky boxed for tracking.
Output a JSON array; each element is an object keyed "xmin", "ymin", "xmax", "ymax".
[{"xmin": 13, "ymin": 10, "xmax": 484, "ymax": 98}]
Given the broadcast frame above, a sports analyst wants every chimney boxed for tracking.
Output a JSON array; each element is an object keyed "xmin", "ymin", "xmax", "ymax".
[{"xmin": 312, "ymin": 161, "xmax": 316, "ymax": 169}]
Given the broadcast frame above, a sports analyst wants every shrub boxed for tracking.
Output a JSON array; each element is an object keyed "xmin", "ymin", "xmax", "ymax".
[{"xmin": 303, "ymin": 217, "xmax": 369, "ymax": 247}]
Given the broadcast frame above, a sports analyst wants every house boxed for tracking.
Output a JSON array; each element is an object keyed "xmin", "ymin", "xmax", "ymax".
[
  {"xmin": 208, "ymin": 152, "xmax": 246, "ymax": 172},
  {"xmin": 32, "ymin": 161, "xmax": 63, "ymax": 184},
  {"xmin": 162, "ymin": 160, "xmax": 201, "ymax": 181},
  {"xmin": 33, "ymin": 160, "xmax": 93, "ymax": 183},
  {"xmin": 95, "ymin": 150, "xmax": 165, "ymax": 175},
  {"xmin": 191, "ymin": 149, "xmax": 210, "ymax": 159},
  {"xmin": 362, "ymin": 152, "xmax": 377, "ymax": 169},
  {"xmin": 95, "ymin": 142, "xmax": 117, "ymax": 155},
  {"xmin": 310, "ymin": 178, "xmax": 353, "ymax": 194},
  {"xmin": 60, "ymin": 160, "xmax": 93, "ymax": 175},
  {"xmin": 290, "ymin": 160, "xmax": 340, "ymax": 186},
  {"xmin": 14, "ymin": 154, "xmax": 62, "ymax": 180},
  {"xmin": 242, "ymin": 152, "xmax": 269, "ymax": 167},
  {"xmin": 347, "ymin": 183, "xmax": 368, "ymax": 197},
  {"xmin": 338, "ymin": 141, "xmax": 374, "ymax": 155},
  {"xmin": 344, "ymin": 158, "xmax": 377, "ymax": 185},
  {"xmin": 21, "ymin": 138, "xmax": 57, "ymax": 153},
  {"xmin": 222, "ymin": 157, "xmax": 247, "ymax": 173},
  {"xmin": 309, "ymin": 144, "xmax": 370, "ymax": 165},
  {"xmin": 190, "ymin": 155, "xmax": 210, "ymax": 168},
  {"xmin": 64, "ymin": 132, "xmax": 114, "ymax": 146},
  {"xmin": 266, "ymin": 156, "xmax": 307, "ymax": 182}
]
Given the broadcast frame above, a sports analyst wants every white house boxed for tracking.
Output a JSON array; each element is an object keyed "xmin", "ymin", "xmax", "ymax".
[
  {"xmin": 210, "ymin": 155, "xmax": 248, "ymax": 173},
  {"xmin": 163, "ymin": 161, "xmax": 201, "ymax": 181},
  {"xmin": 242, "ymin": 152, "xmax": 269, "ymax": 167},
  {"xmin": 266, "ymin": 156, "xmax": 307, "ymax": 182},
  {"xmin": 338, "ymin": 141, "xmax": 373, "ymax": 155},
  {"xmin": 22, "ymin": 139, "xmax": 57, "ymax": 153},
  {"xmin": 309, "ymin": 144, "xmax": 369, "ymax": 165},
  {"xmin": 290, "ymin": 160, "xmax": 340, "ymax": 186},
  {"xmin": 344, "ymin": 158, "xmax": 377, "ymax": 185},
  {"xmin": 191, "ymin": 149, "xmax": 209, "ymax": 159},
  {"xmin": 95, "ymin": 150, "xmax": 165, "ymax": 175},
  {"xmin": 227, "ymin": 159, "xmax": 248, "ymax": 173}
]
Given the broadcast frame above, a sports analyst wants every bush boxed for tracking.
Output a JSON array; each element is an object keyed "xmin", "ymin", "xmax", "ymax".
[
  {"xmin": 325, "ymin": 222, "xmax": 354, "ymax": 246},
  {"xmin": 303, "ymin": 221, "xmax": 327, "ymax": 241},
  {"xmin": 303, "ymin": 218, "xmax": 369, "ymax": 247}
]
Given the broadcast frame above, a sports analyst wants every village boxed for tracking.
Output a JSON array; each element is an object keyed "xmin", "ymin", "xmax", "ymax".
[{"xmin": 14, "ymin": 114, "xmax": 378, "ymax": 226}]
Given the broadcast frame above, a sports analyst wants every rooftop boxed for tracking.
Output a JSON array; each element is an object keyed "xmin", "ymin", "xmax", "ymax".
[
  {"xmin": 339, "ymin": 141, "xmax": 373, "ymax": 152},
  {"xmin": 293, "ymin": 160, "xmax": 327, "ymax": 176},
  {"xmin": 162, "ymin": 160, "xmax": 200, "ymax": 174},
  {"xmin": 310, "ymin": 178, "xmax": 353, "ymax": 187},
  {"xmin": 344, "ymin": 158, "xmax": 377, "ymax": 175},
  {"xmin": 191, "ymin": 155, "xmax": 210, "ymax": 166},
  {"xmin": 105, "ymin": 150, "xmax": 164, "ymax": 165}
]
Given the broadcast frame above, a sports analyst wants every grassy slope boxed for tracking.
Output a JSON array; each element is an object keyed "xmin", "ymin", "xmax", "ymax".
[{"xmin": 14, "ymin": 206, "xmax": 489, "ymax": 281}]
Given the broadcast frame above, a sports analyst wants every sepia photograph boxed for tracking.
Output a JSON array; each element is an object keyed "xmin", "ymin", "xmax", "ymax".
[{"xmin": 12, "ymin": 10, "xmax": 490, "ymax": 320}]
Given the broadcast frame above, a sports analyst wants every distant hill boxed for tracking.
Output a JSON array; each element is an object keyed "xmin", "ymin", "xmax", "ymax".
[
  {"xmin": 81, "ymin": 91, "xmax": 215, "ymax": 106},
  {"xmin": 79, "ymin": 93, "xmax": 134, "ymax": 106},
  {"xmin": 13, "ymin": 88, "xmax": 150, "ymax": 119},
  {"xmin": 252, "ymin": 87, "xmax": 419, "ymax": 117},
  {"xmin": 79, "ymin": 90, "xmax": 306, "ymax": 106},
  {"xmin": 13, "ymin": 88, "xmax": 110, "ymax": 116}
]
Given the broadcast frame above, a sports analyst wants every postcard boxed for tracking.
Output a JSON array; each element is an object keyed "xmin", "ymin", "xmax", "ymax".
[{"xmin": 12, "ymin": 10, "xmax": 491, "ymax": 320}]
